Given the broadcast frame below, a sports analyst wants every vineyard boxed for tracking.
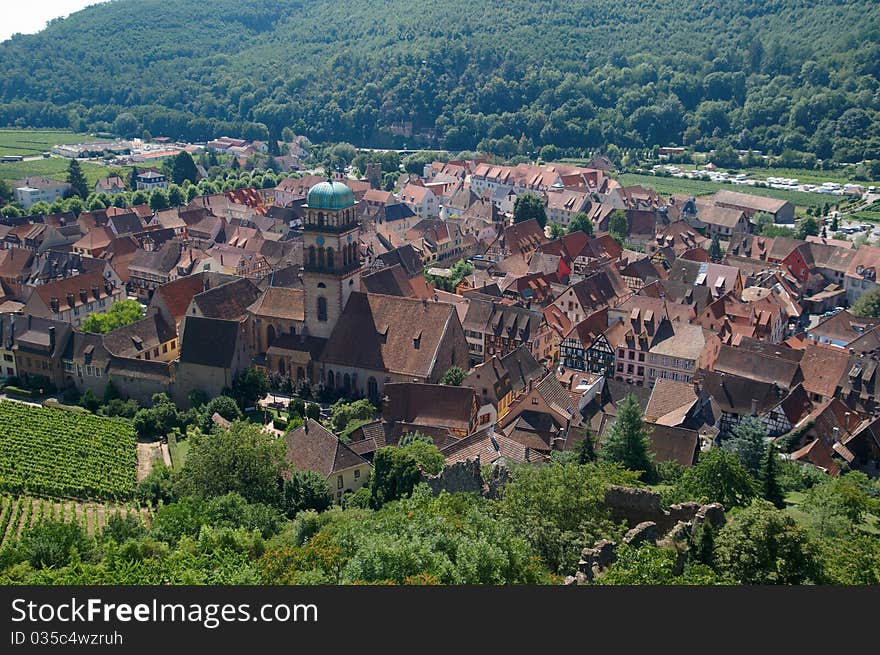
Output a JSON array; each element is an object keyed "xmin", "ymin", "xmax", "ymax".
[
  {"xmin": 0, "ymin": 495, "xmax": 152, "ymax": 549},
  {"xmin": 0, "ymin": 400, "xmax": 137, "ymax": 499}
]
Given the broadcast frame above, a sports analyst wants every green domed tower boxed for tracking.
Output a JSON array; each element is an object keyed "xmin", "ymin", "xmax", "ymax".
[{"xmin": 302, "ymin": 177, "xmax": 361, "ymax": 339}]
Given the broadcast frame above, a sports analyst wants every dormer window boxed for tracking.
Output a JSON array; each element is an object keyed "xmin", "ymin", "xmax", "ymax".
[{"xmin": 413, "ymin": 330, "xmax": 422, "ymax": 350}]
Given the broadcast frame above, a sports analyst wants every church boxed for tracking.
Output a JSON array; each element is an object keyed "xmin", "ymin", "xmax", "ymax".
[{"xmin": 258, "ymin": 177, "xmax": 469, "ymax": 401}]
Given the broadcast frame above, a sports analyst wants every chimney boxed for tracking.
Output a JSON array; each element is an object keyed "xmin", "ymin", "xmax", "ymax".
[
  {"xmin": 831, "ymin": 427, "xmax": 840, "ymax": 443},
  {"xmin": 750, "ymin": 398, "xmax": 758, "ymax": 416},
  {"xmin": 66, "ymin": 292, "xmax": 75, "ymax": 309},
  {"xmin": 79, "ymin": 288, "xmax": 88, "ymax": 304},
  {"xmin": 48, "ymin": 326, "xmax": 55, "ymax": 349},
  {"xmin": 92, "ymin": 285, "xmax": 100, "ymax": 300}
]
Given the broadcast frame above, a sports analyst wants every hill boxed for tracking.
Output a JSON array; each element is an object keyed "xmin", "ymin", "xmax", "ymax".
[{"xmin": 0, "ymin": 0, "xmax": 878, "ymax": 161}]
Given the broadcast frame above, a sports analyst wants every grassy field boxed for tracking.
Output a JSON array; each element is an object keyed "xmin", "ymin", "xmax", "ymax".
[
  {"xmin": 0, "ymin": 157, "xmax": 126, "ymax": 188},
  {"xmin": 0, "ymin": 129, "xmax": 97, "ymax": 157},
  {"xmin": 615, "ymin": 172, "xmax": 832, "ymax": 208}
]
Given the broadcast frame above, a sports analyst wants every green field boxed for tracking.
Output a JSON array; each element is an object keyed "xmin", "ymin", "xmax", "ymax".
[
  {"xmin": 0, "ymin": 128, "xmax": 97, "ymax": 157},
  {"xmin": 615, "ymin": 173, "xmax": 832, "ymax": 208},
  {"xmin": 0, "ymin": 157, "xmax": 126, "ymax": 188},
  {"xmin": 0, "ymin": 400, "xmax": 137, "ymax": 500}
]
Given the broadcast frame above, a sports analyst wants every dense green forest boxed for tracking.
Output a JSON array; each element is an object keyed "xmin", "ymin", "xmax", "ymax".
[{"xmin": 0, "ymin": 1, "xmax": 879, "ymax": 158}]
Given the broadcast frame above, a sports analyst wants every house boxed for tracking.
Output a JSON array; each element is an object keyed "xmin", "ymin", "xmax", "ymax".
[
  {"xmin": 644, "ymin": 377, "xmax": 700, "ymax": 426},
  {"xmin": 186, "ymin": 277, "xmax": 263, "ymax": 321},
  {"xmin": 13, "ymin": 177, "xmax": 71, "ymax": 208},
  {"xmin": 319, "ymin": 293, "xmax": 469, "ymax": 401},
  {"xmin": 711, "ymin": 189, "xmax": 795, "ymax": 224},
  {"xmin": 175, "ymin": 315, "xmax": 251, "ymax": 400},
  {"xmin": 94, "ymin": 177, "xmax": 126, "ymax": 194},
  {"xmin": 71, "ymin": 226, "xmax": 114, "ymax": 258},
  {"xmin": 695, "ymin": 369, "xmax": 792, "ymax": 437},
  {"xmin": 382, "ymin": 382, "xmax": 478, "ymax": 437},
  {"xmin": 398, "ymin": 183, "xmax": 439, "ymax": 219},
  {"xmin": 135, "ymin": 170, "xmax": 167, "ymax": 191},
  {"xmin": 284, "ymin": 419, "xmax": 372, "ymax": 503},
  {"xmin": 552, "ymin": 268, "xmax": 630, "ymax": 325},
  {"xmin": 844, "ymin": 245, "xmax": 880, "ymax": 304},
  {"xmin": 23, "ymin": 267, "xmax": 124, "ymax": 328},
  {"xmin": 128, "ymin": 241, "xmax": 183, "ymax": 299},
  {"xmin": 107, "ymin": 212, "xmax": 144, "ymax": 237},
  {"xmin": 463, "ymin": 355, "xmax": 514, "ymax": 426},
  {"xmin": 440, "ymin": 425, "xmax": 542, "ymax": 465},
  {"xmin": 482, "ymin": 302, "xmax": 544, "ymax": 361},
  {"xmin": 560, "ymin": 308, "xmax": 613, "ymax": 375},
  {"xmin": 545, "ymin": 188, "xmax": 593, "ymax": 225},
  {"xmin": 7, "ymin": 314, "xmax": 72, "ymax": 388}
]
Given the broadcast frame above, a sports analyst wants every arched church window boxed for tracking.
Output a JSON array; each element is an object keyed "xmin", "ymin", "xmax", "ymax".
[{"xmin": 317, "ymin": 296, "xmax": 327, "ymax": 322}]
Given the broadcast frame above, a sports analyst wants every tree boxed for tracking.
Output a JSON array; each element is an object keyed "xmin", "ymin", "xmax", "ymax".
[
  {"xmin": 282, "ymin": 470, "xmax": 333, "ymax": 518},
  {"xmin": 0, "ymin": 178, "xmax": 12, "ymax": 203},
  {"xmin": 496, "ymin": 462, "xmax": 640, "ymax": 574},
  {"xmin": 850, "ymin": 288, "xmax": 880, "ymax": 318},
  {"xmin": 576, "ymin": 431, "xmax": 596, "ymax": 464},
  {"xmin": 599, "ymin": 394, "xmax": 656, "ymax": 482},
  {"xmin": 608, "ymin": 209, "xmax": 629, "ymax": 244},
  {"xmin": 671, "ymin": 448, "xmax": 757, "ymax": 508},
  {"xmin": 369, "ymin": 446, "xmax": 424, "ymax": 509},
  {"xmin": 170, "ymin": 151, "xmax": 198, "ymax": 185},
  {"xmin": 567, "ymin": 211, "xmax": 594, "ymax": 236},
  {"xmin": 548, "ymin": 222, "xmax": 566, "ymax": 238},
  {"xmin": 513, "ymin": 193, "xmax": 546, "ymax": 228},
  {"xmin": 78, "ymin": 388, "xmax": 100, "ymax": 412},
  {"xmin": 439, "ymin": 366, "xmax": 466, "ymax": 386},
  {"xmin": 709, "ymin": 233, "xmax": 722, "ymax": 261},
  {"xmin": 830, "ymin": 213, "xmax": 839, "ymax": 231},
  {"xmin": 714, "ymin": 500, "xmax": 821, "ymax": 584},
  {"xmin": 796, "ymin": 215, "xmax": 821, "ymax": 239},
  {"xmin": 149, "ymin": 188, "xmax": 169, "ymax": 211},
  {"xmin": 66, "ymin": 158, "xmax": 89, "ymax": 199},
  {"xmin": 305, "ymin": 403, "xmax": 321, "ymax": 421},
  {"xmin": 230, "ymin": 367, "xmax": 270, "ymax": 409},
  {"xmin": 129, "ymin": 166, "xmax": 139, "ymax": 191},
  {"xmin": 202, "ymin": 396, "xmax": 243, "ymax": 428},
  {"xmin": 759, "ymin": 444, "xmax": 786, "ymax": 509},
  {"xmin": 17, "ymin": 520, "xmax": 92, "ymax": 569},
  {"xmin": 177, "ymin": 421, "xmax": 288, "ymax": 506},
  {"xmin": 81, "ymin": 299, "xmax": 145, "ymax": 334},
  {"xmin": 167, "ymin": 184, "xmax": 185, "ymax": 207},
  {"xmin": 723, "ymin": 416, "xmax": 768, "ymax": 476}
]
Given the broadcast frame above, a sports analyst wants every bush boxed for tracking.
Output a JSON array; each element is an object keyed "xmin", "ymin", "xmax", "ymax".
[
  {"xmin": 272, "ymin": 417, "xmax": 288, "ymax": 431},
  {"xmin": 3, "ymin": 385, "xmax": 35, "ymax": 398},
  {"xmin": 18, "ymin": 520, "xmax": 93, "ymax": 569}
]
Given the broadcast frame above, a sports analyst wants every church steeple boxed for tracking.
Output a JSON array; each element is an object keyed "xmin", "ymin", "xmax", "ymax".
[{"xmin": 301, "ymin": 178, "xmax": 360, "ymax": 339}]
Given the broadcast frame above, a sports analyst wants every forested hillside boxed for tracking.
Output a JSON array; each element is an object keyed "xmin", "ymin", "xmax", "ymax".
[{"xmin": 1, "ymin": 0, "xmax": 878, "ymax": 160}]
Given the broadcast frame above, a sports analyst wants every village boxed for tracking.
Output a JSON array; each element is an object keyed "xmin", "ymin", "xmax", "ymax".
[{"xmin": 0, "ymin": 135, "xmax": 877, "ymax": 507}]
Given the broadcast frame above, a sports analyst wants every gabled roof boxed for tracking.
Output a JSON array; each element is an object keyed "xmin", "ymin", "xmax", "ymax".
[
  {"xmin": 247, "ymin": 286, "xmax": 305, "ymax": 322},
  {"xmin": 321, "ymin": 292, "xmax": 458, "ymax": 378},
  {"xmin": 714, "ymin": 344, "xmax": 802, "ymax": 388},
  {"xmin": 500, "ymin": 344, "xmax": 543, "ymax": 393},
  {"xmin": 645, "ymin": 423, "xmax": 699, "ymax": 467},
  {"xmin": 798, "ymin": 343, "xmax": 851, "ymax": 399},
  {"xmin": 382, "ymin": 383, "xmax": 475, "ymax": 432},
  {"xmin": 645, "ymin": 378, "xmax": 698, "ymax": 423},
  {"xmin": 178, "ymin": 315, "xmax": 240, "ymax": 368},
  {"xmin": 129, "ymin": 241, "xmax": 182, "ymax": 275},
  {"xmin": 284, "ymin": 419, "xmax": 369, "ymax": 477},
  {"xmin": 711, "ymin": 189, "xmax": 790, "ymax": 213},
  {"xmin": 440, "ymin": 426, "xmax": 537, "ymax": 465},
  {"xmin": 191, "ymin": 277, "xmax": 262, "ymax": 320}
]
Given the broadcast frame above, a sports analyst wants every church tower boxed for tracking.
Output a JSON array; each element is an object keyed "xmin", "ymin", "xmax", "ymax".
[{"xmin": 302, "ymin": 178, "xmax": 360, "ymax": 339}]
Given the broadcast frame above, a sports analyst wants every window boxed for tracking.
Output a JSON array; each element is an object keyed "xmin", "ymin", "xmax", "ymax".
[
  {"xmin": 354, "ymin": 469, "xmax": 360, "ymax": 479},
  {"xmin": 171, "ymin": 340, "xmax": 176, "ymax": 349},
  {"xmin": 153, "ymin": 348, "xmax": 159, "ymax": 357},
  {"xmin": 637, "ymin": 366, "xmax": 644, "ymax": 376},
  {"xmin": 2, "ymin": 354, "xmax": 11, "ymax": 362},
  {"xmin": 337, "ymin": 475, "xmax": 343, "ymax": 490},
  {"xmin": 627, "ymin": 364, "xmax": 634, "ymax": 374},
  {"xmin": 638, "ymin": 353, "xmax": 644, "ymax": 362},
  {"xmin": 317, "ymin": 297, "xmax": 328, "ymax": 322},
  {"xmin": 162, "ymin": 344, "xmax": 168, "ymax": 353},
  {"xmin": 531, "ymin": 397, "xmax": 539, "ymax": 405}
]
